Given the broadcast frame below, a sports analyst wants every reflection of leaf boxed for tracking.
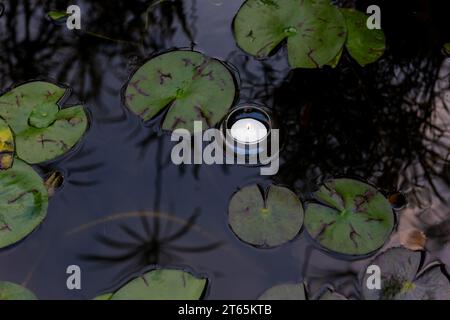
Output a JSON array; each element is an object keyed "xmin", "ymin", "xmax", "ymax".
[
  {"xmin": 96, "ymin": 269, "xmax": 206, "ymax": 300},
  {"xmin": 362, "ymin": 247, "xmax": 450, "ymax": 300},
  {"xmin": 304, "ymin": 178, "xmax": 394, "ymax": 256},
  {"xmin": 443, "ymin": 43, "xmax": 450, "ymax": 55},
  {"xmin": 0, "ymin": 81, "xmax": 88, "ymax": 164},
  {"xmin": 340, "ymin": 9, "xmax": 386, "ymax": 66},
  {"xmin": 124, "ymin": 50, "xmax": 236, "ymax": 132},
  {"xmin": 0, "ymin": 159, "xmax": 48, "ymax": 249},
  {"xmin": 0, "ymin": 281, "xmax": 37, "ymax": 300},
  {"xmin": 0, "ymin": 118, "xmax": 14, "ymax": 170},
  {"xmin": 233, "ymin": 0, "xmax": 347, "ymax": 68},
  {"xmin": 228, "ymin": 185, "xmax": 304, "ymax": 248}
]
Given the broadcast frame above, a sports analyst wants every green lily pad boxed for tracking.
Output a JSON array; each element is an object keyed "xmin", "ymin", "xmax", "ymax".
[
  {"xmin": 258, "ymin": 282, "xmax": 307, "ymax": 300},
  {"xmin": 233, "ymin": 0, "xmax": 347, "ymax": 68},
  {"xmin": 0, "ymin": 281, "xmax": 38, "ymax": 300},
  {"xmin": 124, "ymin": 50, "xmax": 236, "ymax": 132},
  {"xmin": 304, "ymin": 178, "xmax": 394, "ymax": 256},
  {"xmin": 340, "ymin": 9, "xmax": 386, "ymax": 66},
  {"xmin": 0, "ymin": 81, "xmax": 88, "ymax": 164},
  {"xmin": 0, "ymin": 159, "xmax": 48, "ymax": 248},
  {"xmin": 362, "ymin": 247, "xmax": 450, "ymax": 300},
  {"xmin": 0, "ymin": 118, "xmax": 14, "ymax": 170},
  {"xmin": 228, "ymin": 185, "xmax": 304, "ymax": 248},
  {"xmin": 99, "ymin": 269, "xmax": 207, "ymax": 300},
  {"xmin": 47, "ymin": 11, "xmax": 69, "ymax": 21}
]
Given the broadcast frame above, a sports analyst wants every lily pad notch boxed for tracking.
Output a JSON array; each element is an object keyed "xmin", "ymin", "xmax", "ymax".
[
  {"xmin": 123, "ymin": 50, "xmax": 237, "ymax": 133},
  {"xmin": 228, "ymin": 184, "xmax": 304, "ymax": 248},
  {"xmin": 0, "ymin": 81, "xmax": 89, "ymax": 164},
  {"xmin": 233, "ymin": 0, "xmax": 386, "ymax": 68}
]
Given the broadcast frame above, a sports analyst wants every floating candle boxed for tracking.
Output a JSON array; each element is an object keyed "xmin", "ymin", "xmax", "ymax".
[{"xmin": 230, "ymin": 118, "xmax": 268, "ymax": 144}]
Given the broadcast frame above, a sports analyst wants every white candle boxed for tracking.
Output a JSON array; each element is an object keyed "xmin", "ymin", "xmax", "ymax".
[{"xmin": 230, "ymin": 118, "xmax": 268, "ymax": 144}]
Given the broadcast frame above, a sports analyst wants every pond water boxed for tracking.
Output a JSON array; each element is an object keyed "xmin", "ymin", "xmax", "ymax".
[{"xmin": 0, "ymin": 0, "xmax": 450, "ymax": 299}]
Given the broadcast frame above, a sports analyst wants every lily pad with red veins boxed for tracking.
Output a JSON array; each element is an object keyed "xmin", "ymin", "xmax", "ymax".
[
  {"xmin": 94, "ymin": 268, "xmax": 207, "ymax": 300},
  {"xmin": 233, "ymin": 0, "xmax": 347, "ymax": 68},
  {"xmin": 340, "ymin": 9, "xmax": 386, "ymax": 66},
  {"xmin": 362, "ymin": 247, "xmax": 450, "ymax": 300},
  {"xmin": 304, "ymin": 178, "xmax": 395, "ymax": 256},
  {"xmin": 228, "ymin": 185, "xmax": 304, "ymax": 248},
  {"xmin": 124, "ymin": 50, "xmax": 236, "ymax": 133},
  {"xmin": 0, "ymin": 81, "xmax": 88, "ymax": 164},
  {"xmin": 0, "ymin": 159, "xmax": 48, "ymax": 249}
]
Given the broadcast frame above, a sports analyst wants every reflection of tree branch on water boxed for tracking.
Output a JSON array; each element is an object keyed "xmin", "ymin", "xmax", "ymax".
[{"xmin": 68, "ymin": 210, "xmax": 223, "ymax": 284}]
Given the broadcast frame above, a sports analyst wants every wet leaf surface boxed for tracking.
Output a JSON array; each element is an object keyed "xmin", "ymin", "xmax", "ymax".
[
  {"xmin": 124, "ymin": 50, "xmax": 236, "ymax": 132},
  {"xmin": 228, "ymin": 185, "xmax": 304, "ymax": 248},
  {"xmin": 0, "ymin": 81, "xmax": 88, "ymax": 164},
  {"xmin": 362, "ymin": 247, "xmax": 450, "ymax": 300},
  {"xmin": 233, "ymin": 0, "xmax": 347, "ymax": 68},
  {"xmin": 304, "ymin": 178, "xmax": 394, "ymax": 255},
  {"xmin": 340, "ymin": 9, "xmax": 386, "ymax": 66},
  {"xmin": 0, "ymin": 118, "xmax": 14, "ymax": 170},
  {"xmin": 96, "ymin": 268, "xmax": 207, "ymax": 300},
  {"xmin": 0, "ymin": 281, "xmax": 37, "ymax": 300},
  {"xmin": 0, "ymin": 159, "xmax": 48, "ymax": 248}
]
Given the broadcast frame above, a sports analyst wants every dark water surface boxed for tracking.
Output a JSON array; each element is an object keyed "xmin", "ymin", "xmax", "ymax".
[{"xmin": 0, "ymin": 0, "xmax": 450, "ymax": 299}]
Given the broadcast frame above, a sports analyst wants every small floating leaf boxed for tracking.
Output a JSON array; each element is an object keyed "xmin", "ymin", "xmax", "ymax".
[
  {"xmin": 0, "ymin": 281, "xmax": 38, "ymax": 300},
  {"xmin": 304, "ymin": 178, "xmax": 394, "ymax": 256},
  {"xmin": 0, "ymin": 118, "xmax": 14, "ymax": 170},
  {"xmin": 0, "ymin": 159, "xmax": 48, "ymax": 248},
  {"xmin": 124, "ymin": 50, "xmax": 236, "ymax": 132},
  {"xmin": 103, "ymin": 269, "xmax": 206, "ymax": 300},
  {"xmin": 362, "ymin": 247, "xmax": 450, "ymax": 300},
  {"xmin": 258, "ymin": 283, "xmax": 307, "ymax": 300},
  {"xmin": 340, "ymin": 9, "xmax": 386, "ymax": 66},
  {"xmin": 233, "ymin": 0, "xmax": 347, "ymax": 68},
  {"xmin": 47, "ymin": 11, "xmax": 69, "ymax": 22},
  {"xmin": 228, "ymin": 185, "xmax": 303, "ymax": 248},
  {"xmin": 0, "ymin": 81, "xmax": 88, "ymax": 164}
]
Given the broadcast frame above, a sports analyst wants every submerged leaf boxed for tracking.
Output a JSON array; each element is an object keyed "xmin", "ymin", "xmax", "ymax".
[
  {"xmin": 0, "ymin": 159, "xmax": 48, "ymax": 248},
  {"xmin": 101, "ymin": 269, "xmax": 207, "ymax": 300},
  {"xmin": 362, "ymin": 247, "xmax": 450, "ymax": 300},
  {"xmin": 233, "ymin": 0, "xmax": 347, "ymax": 68},
  {"xmin": 0, "ymin": 118, "xmax": 14, "ymax": 170},
  {"xmin": 228, "ymin": 185, "xmax": 304, "ymax": 247},
  {"xmin": 340, "ymin": 9, "xmax": 386, "ymax": 66},
  {"xmin": 304, "ymin": 178, "xmax": 394, "ymax": 256},
  {"xmin": 0, "ymin": 281, "xmax": 37, "ymax": 300},
  {"xmin": 0, "ymin": 81, "xmax": 88, "ymax": 164},
  {"xmin": 124, "ymin": 50, "xmax": 236, "ymax": 132},
  {"xmin": 258, "ymin": 283, "xmax": 307, "ymax": 300}
]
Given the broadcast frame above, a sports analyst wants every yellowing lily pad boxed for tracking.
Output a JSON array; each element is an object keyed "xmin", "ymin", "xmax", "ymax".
[
  {"xmin": 362, "ymin": 247, "xmax": 450, "ymax": 300},
  {"xmin": 340, "ymin": 9, "xmax": 386, "ymax": 66},
  {"xmin": 0, "ymin": 81, "xmax": 88, "ymax": 164},
  {"xmin": 228, "ymin": 185, "xmax": 304, "ymax": 248},
  {"xmin": 0, "ymin": 281, "xmax": 38, "ymax": 300},
  {"xmin": 0, "ymin": 159, "xmax": 48, "ymax": 248},
  {"xmin": 304, "ymin": 178, "xmax": 394, "ymax": 256},
  {"xmin": 124, "ymin": 50, "xmax": 236, "ymax": 132},
  {"xmin": 97, "ymin": 269, "xmax": 207, "ymax": 300},
  {"xmin": 0, "ymin": 118, "xmax": 14, "ymax": 170},
  {"xmin": 233, "ymin": 0, "xmax": 347, "ymax": 68}
]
